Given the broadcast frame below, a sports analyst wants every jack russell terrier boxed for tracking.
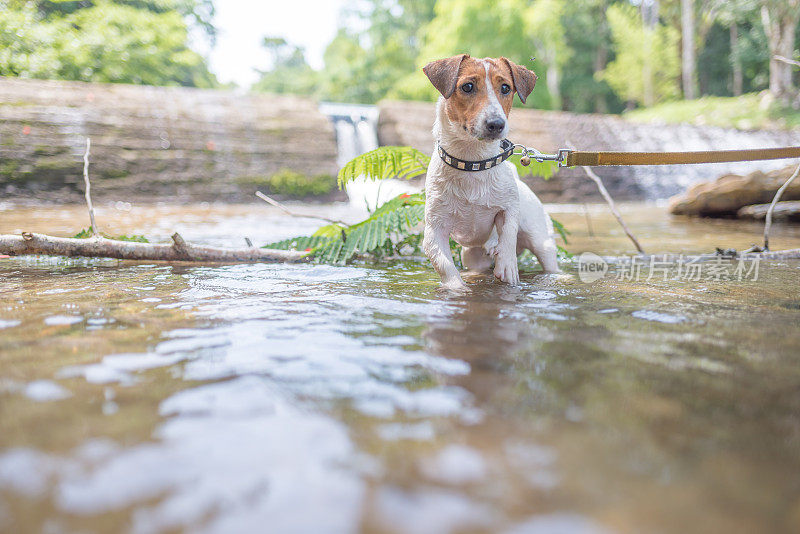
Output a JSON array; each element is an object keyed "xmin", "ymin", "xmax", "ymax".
[{"xmin": 421, "ymin": 54, "xmax": 559, "ymax": 290}]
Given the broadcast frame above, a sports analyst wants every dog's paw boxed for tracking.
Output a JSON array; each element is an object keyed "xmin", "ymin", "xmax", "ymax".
[
  {"xmin": 483, "ymin": 235, "xmax": 499, "ymax": 257},
  {"xmin": 494, "ymin": 256, "xmax": 519, "ymax": 285},
  {"xmin": 441, "ymin": 276, "xmax": 468, "ymax": 292}
]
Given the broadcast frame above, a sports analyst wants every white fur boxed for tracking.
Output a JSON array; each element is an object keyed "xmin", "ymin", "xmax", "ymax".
[{"xmin": 422, "ymin": 70, "xmax": 559, "ymax": 290}]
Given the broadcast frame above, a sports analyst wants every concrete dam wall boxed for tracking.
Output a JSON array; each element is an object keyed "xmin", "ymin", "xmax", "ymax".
[
  {"xmin": 0, "ymin": 77, "xmax": 339, "ymax": 202},
  {"xmin": 2, "ymin": 77, "xmax": 800, "ymax": 203}
]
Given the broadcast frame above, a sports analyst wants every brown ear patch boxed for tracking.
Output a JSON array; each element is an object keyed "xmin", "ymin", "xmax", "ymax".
[
  {"xmin": 423, "ymin": 54, "xmax": 469, "ymax": 98},
  {"xmin": 500, "ymin": 57, "xmax": 537, "ymax": 104}
]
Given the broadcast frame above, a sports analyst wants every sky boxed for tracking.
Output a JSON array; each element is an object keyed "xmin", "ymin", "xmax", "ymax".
[{"xmin": 208, "ymin": 0, "xmax": 347, "ymax": 88}]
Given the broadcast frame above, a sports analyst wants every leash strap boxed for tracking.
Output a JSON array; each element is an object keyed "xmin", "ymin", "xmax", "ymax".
[
  {"xmin": 438, "ymin": 139, "xmax": 515, "ymax": 171},
  {"xmin": 564, "ymin": 146, "xmax": 800, "ymax": 167}
]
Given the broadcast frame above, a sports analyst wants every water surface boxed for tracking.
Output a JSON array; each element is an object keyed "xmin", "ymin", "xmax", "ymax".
[{"xmin": 1, "ymin": 202, "xmax": 800, "ymax": 534}]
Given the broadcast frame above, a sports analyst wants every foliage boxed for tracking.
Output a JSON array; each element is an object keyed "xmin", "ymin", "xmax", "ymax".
[
  {"xmin": 560, "ymin": 0, "xmax": 624, "ymax": 114},
  {"xmin": 0, "ymin": 0, "xmax": 217, "ymax": 87},
  {"xmin": 337, "ymin": 146, "xmax": 430, "ymax": 189},
  {"xmin": 252, "ymin": 0, "xmax": 437, "ymax": 104},
  {"xmin": 74, "ymin": 228, "xmax": 149, "ymax": 242},
  {"xmin": 599, "ymin": 3, "xmax": 681, "ymax": 106},
  {"xmin": 265, "ymin": 169, "xmax": 338, "ymax": 198},
  {"xmin": 523, "ymin": 0, "xmax": 572, "ymax": 109},
  {"xmin": 508, "ymin": 155, "xmax": 558, "ymax": 181},
  {"xmin": 251, "ymin": 37, "xmax": 319, "ymax": 97},
  {"xmin": 267, "ymin": 192, "xmax": 427, "ymax": 264}
]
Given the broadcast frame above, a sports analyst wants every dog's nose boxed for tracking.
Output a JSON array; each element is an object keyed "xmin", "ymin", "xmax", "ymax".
[{"xmin": 486, "ymin": 117, "xmax": 506, "ymax": 133}]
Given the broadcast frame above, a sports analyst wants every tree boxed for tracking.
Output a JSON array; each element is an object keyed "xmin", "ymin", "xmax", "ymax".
[
  {"xmin": 760, "ymin": 0, "xmax": 800, "ymax": 104},
  {"xmin": 0, "ymin": 0, "xmax": 217, "ymax": 87},
  {"xmin": 252, "ymin": 38, "xmax": 319, "ymax": 96},
  {"xmin": 561, "ymin": 0, "xmax": 624, "ymax": 113},
  {"xmin": 600, "ymin": 2, "xmax": 681, "ymax": 107},
  {"xmin": 681, "ymin": 0, "xmax": 698, "ymax": 99},
  {"xmin": 523, "ymin": 0, "xmax": 571, "ymax": 109}
]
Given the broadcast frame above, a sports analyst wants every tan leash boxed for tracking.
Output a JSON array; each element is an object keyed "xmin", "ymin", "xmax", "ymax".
[
  {"xmin": 516, "ymin": 145, "xmax": 800, "ymax": 167},
  {"xmin": 566, "ymin": 146, "xmax": 800, "ymax": 167}
]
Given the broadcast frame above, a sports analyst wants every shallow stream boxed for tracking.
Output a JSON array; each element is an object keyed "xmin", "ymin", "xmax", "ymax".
[{"xmin": 1, "ymin": 202, "xmax": 800, "ymax": 534}]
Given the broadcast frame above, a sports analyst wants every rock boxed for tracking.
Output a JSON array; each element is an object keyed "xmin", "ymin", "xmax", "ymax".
[
  {"xmin": 737, "ymin": 201, "xmax": 800, "ymax": 221},
  {"xmin": 0, "ymin": 77, "xmax": 339, "ymax": 202},
  {"xmin": 669, "ymin": 165, "xmax": 800, "ymax": 216}
]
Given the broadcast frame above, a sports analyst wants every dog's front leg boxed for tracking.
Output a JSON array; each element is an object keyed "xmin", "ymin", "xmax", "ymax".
[
  {"xmin": 493, "ymin": 210, "xmax": 520, "ymax": 285},
  {"xmin": 423, "ymin": 223, "xmax": 466, "ymax": 290}
]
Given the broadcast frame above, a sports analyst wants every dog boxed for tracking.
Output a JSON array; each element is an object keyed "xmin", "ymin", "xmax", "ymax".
[{"xmin": 421, "ymin": 54, "xmax": 559, "ymax": 290}]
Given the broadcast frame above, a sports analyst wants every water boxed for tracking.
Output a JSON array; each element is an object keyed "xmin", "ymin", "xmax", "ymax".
[
  {"xmin": 2, "ymin": 202, "xmax": 800, "ymax": 533},
  {"xmin": 320, "ymin": 103, "xmax": 417, "ymax": 213},
  {"xmin": 608, "ymin": 119, "xmax": 800, "ymax": 198}
]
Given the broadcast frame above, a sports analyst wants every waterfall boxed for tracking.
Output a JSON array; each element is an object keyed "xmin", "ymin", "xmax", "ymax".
[{"xmin": 319, "ymin": 103, "xmax": 418, "ymax": 213}]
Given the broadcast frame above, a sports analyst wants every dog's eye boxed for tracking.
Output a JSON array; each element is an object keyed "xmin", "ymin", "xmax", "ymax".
[
  {"xmin": 500, "ymin": 83, "xmax": 511, "ymax": 95},
  {"xmin": 461, "ymin": 82, "xmax": 474, "ymax": 93}
]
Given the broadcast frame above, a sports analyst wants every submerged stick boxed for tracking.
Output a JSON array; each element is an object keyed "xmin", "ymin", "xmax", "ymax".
[
  {"xmin": 255, "ymin": 191, "xmax": 349, "ymax": 227},
  {"xmin": 83, "ymin": 138, "xmax": 100, "ymax": 235},
  {"xmin": 763, "ymin": 161, "xmax": 800, "ymax": 251},
  {"xmin": 0, "ymin": 233, "xmax": 306, "ymax": 263},
  {"xmin": 567, "ymin": 140, "xmax": 645, "ymax": 255}
]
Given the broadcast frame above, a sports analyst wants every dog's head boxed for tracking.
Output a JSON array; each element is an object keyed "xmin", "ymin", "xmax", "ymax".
[{"xmin": 423, "ymin": 54, "xmax": 536, "ymax": 141}]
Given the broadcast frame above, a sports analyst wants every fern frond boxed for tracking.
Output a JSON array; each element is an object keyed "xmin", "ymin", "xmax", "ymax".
[
  {"xmin": 266, "ymin": 234, "xmax": 335, "ymax": 251},
  {"xmin": 337, "ymin": 147, "xmax": 431, "ymax": 189},
  {"xmin": 551, "ymin": 217, "xmax": 570, "ymax": 244}
]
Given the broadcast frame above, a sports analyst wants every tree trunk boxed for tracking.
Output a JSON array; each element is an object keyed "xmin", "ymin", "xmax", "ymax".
[
  {"xmin": 594, "ymin": 43, "xmax": 609, "ymax": 113},
  {"xmin": 546, "ymin": 63, "xmax": 561, "ymax": 110},
  {"xmin": 761, "ymin": 2, "xmax": 800, "ymax": 104},
  {"xmin": 681, "ymin": 0, "xmax": 698, "ymax": 99},
  {"xmin": 730, "ymin": 23, "xmax": 743, "ymax": 97},
  {"xmin": 641, "ymin": 0, "xmax": 660, "ymax": 107}
]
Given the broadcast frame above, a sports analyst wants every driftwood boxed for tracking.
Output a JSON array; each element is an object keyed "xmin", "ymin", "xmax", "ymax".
[{"xmin": 0, "ymin": 232, "xmax": 305, "ymax": 263}]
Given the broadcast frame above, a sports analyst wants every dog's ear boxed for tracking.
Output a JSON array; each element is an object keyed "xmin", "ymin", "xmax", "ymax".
[
  {"xmin": 500, "ymin": 57, "xmax": 537, "ymax": 104},
  {"xmin": 423, "ymin": 54, "xmax": 468, "ymax": 99}
]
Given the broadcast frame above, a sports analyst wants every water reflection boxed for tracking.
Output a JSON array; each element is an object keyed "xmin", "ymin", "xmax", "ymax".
[{"xmin": 1, "ymin": 204, "xmax": 800, "ymax": 533}]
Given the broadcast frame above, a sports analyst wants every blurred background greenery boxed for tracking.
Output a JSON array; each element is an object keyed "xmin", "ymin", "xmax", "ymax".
[{"xmin": 1, "ymin": 0, "xmax": 799, "ymax": 126}]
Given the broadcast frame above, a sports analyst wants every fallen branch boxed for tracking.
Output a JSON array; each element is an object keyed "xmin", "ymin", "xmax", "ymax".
[
  {"xmin": 566, "ymin": 140, "xmax": 646, "ymax": 255},
  {"xmin": 0, "ymin": 233, "xmax": 305, "ymax": 263},
  {"xmin": 763, "ymin": 160, "xmax": 800, "ymax": 250}
]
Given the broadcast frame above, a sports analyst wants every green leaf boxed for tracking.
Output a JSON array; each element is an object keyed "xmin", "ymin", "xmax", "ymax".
[
  {"xmin": 508, "ymin": 154, "xmax": 558, "ymax": 180},
  {"xmin": 337, "ymin": 146, "xmax": 430, "ymax": 189},
  {"xmin": 551, "ymin": 216, "xmax": 570, "ymax": 245}
]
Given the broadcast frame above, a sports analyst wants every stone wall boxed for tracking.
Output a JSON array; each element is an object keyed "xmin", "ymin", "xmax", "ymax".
[
  {"xmin": 378, "ymin": 100, "xmax": 800, "ymax": 202},
  {"xmin": 0, "ymin": 77, "xmax": 339, "ymax": 202}
]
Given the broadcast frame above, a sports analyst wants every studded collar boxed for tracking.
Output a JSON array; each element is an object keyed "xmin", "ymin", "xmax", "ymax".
[{"xmin": 437, "ymin": 139, "xmax": 515, "ymax": 171}]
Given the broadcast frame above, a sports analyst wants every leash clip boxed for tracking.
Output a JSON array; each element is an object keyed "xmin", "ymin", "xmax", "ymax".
[{"xmin": 513, "ymin": 144, "xmax": 572, "ymax": 167}]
